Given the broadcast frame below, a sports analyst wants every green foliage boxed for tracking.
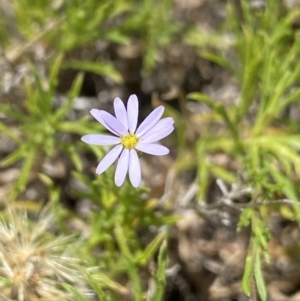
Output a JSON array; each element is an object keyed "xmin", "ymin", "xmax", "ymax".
[
  {"xmin": 0, "ymin": 0, "xmax": 179, "ymax": 300},
  {"xmin": 63, "ymin": 60, "xmax": 123, "ymax": 84},
  {"xmin": 12, "ymin": 0, "xmax": 129, "ymax": 48},
  {"xmin": 62, "ymin": 284, "xmax": 91, "ymax": 301},
  {"xmin": 254, "ymin": 246, "xmax": 267, "ymax": 301},
  {"xmin": 188, "ymin": 1, "xmax": 300, "ymax": 207},
  {"xmin": 0, "ymin": 55, "xmax": 89, "ymax": 200},
  {"xmin": 10, "ymin": 0, "xmax": 180, "ymax": 74},
  {"xmin": 123, "ymin": 0, "xmax": 180, "ymax": 73},
  {"xmin": 187, "ymin": 0, "xmax": 300, "ymax": 299},
  {"xmin": 152, "ymin": 240, "xmax": 168, "ymax": 301}
]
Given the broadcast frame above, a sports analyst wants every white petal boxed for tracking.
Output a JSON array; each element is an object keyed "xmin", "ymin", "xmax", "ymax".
[
  {"xmin": 90, "ymin": 109, "xmax": 127, "ymax": 136},
  {"xmin": 136, "ymin": 106, "xmax": 164, "ymax": 137},
  {"xmin": 114, "ymin": 97, "xmax": 128, "ymax": 130},
  {"xmin": 140, "ymin": 125, "xmax": 174, "ymax": 143},
  {"xmin": 127, "ymin": 94, "xmax": 139, "ymax": 133},
  {"xmin": 81, "ymin": 134, "xmax": 120, "ymax": 145},
  {"xmin": 96, "ymin": 145, "xmax": 123, "ymax": 174},
  {"xmin": 115, "ymin": 149, "xmax": 129, "ymax": 187},
  {"xmin": 135, "ymin": 143, "xmax": 170, "ymax": 156},
  {"xmin": 129, "ymin": 150, "xmax": 141, "ymax": 187}
]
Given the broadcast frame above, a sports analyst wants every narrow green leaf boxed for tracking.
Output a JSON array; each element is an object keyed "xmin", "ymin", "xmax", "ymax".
[
  {"xmin": 24, "ymin": 76, "xmax": 38, "ymax": 117},
  {"xmin": 58, "ymin": 119, "xmax": 102, "ymax": 135},
  {"xmin": 87, "ymin": 272, "xmax": 128, "ymax": 296},
  {"xmin": 83, "ymin": 272, "xmax": 107, "ymax": 300},
  {"xmin": 242, "ymin": 254, "xmax": 252, "ymax": 297},
  {"xmin": 0, "ymin": 145, "xmax": 27, "ymax": 167},
  {"xmin": 280, "ymin": 88, "xmax": 300, "ymax": 110},
  {"xmin": 49, "ymin": 54, "xmax": 64, "ymax": 88},
  {"xmin": 188, "ymin": 92, "xmax": 239, "ymax": 141},
  {"xmin": 0, "ymin": 122, "xmax": 21, "ymax": 143},
  {"xmin": 115, "ymin": 224, "xmax": 134, "ymax": 262},
  {"xmin": 201, "ymin": 51, "xmax": 234, "ymax": 71},
  {"xmin": 59, "ymin": 144, "xmax": 83, "ymax": 171},
  {"xmin": 38, "ymin": 173, "xmax": 54, "ymax": 187},
  {"xmin": 209, "ymin": 164, "xmax": 237, "ymax": 183},
  {"xmin": 153, "ymin": 240, "xmax": 168, "ymax": 301},
  {"xmin": 136, "ymin": 231, "xmax": 166, "ymax": 265},
  {"xmin": 253, "ymin": 218, "xmax": 269, "ymax": 252},
  {"xmin": 9, "ymin": 148, "xmax": 36, "ymax": 201},
  {"xmin": 62, "ymin": 283, "xmax": 90, "ymax": 301},
  {"xmin": 237, "ymin": 208, "xmax": 254, "ymax": 231},
  {"xmin": 0, "ymin": 104, "xmax": 29, "ymax": 122},
  {"xmin": 254, "ymin": 249, "xmax": 267, "ymax": 301},
  {"xmin": 53, "ymin": 73, "xmax": 84, "ymax": 123},
  {"xmin": 197, "ymin": 139, "xmax": 209, "ymax": 200},
  {"xmin": 63, "ymin": 60, "xmax": 123, "ymax": 83},
  {"xmin": 115, "ymin": 224, "xmax": 143, "ymax": 301}
]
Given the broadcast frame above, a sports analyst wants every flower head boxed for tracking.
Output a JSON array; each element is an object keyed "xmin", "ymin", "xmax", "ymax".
[{"xmin": 81, "ymin": 94, "xmax": 174, "ymax": 187}]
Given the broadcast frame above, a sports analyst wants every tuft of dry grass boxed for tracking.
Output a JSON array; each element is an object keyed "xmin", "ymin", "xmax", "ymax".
[{"xmin": 0, "ymin": 208, "xmax": 91, "ymax": 301}]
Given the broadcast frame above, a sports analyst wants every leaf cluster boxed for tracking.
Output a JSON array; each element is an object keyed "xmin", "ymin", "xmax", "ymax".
[{"xmin": 187, "ymin": 1, "xmax": 300, "ymax": 300}]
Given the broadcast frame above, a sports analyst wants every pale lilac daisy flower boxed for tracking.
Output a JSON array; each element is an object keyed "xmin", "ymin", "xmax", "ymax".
[{"xmin": 81, "ymin": 94, "xmax": 174, "ymax": 187}]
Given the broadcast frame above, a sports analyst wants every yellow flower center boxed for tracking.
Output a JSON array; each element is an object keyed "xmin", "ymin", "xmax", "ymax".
[{"xmin": 121, "ymin": 133, "xmax": 139, "ymax": 149}]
